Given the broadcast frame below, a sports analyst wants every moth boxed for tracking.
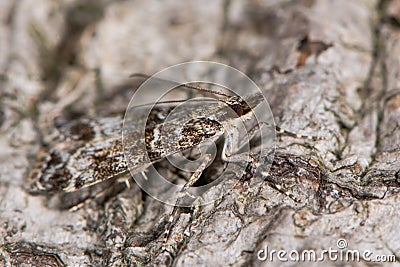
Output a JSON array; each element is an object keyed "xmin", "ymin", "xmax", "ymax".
[
  {"xmin": 29, "ymin": 75, "xmax": 320, "ymax": 194},
  {"xmin": 28, "ymin": 77, "xmax": 267, "ymax": 194},
  {"xmin": 28, "ymin": 74, "xmax": 325, "ymax": 259}
]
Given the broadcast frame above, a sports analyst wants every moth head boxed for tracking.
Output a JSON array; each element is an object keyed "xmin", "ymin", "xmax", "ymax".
[{"xmin": 222, "ymin": 93, "xmax": 263, "ymax": 117}]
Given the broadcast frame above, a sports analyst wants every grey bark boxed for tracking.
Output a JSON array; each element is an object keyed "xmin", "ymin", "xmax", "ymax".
[{"xmin": 1, "ymin": 0, "xmax": 399, "ymax": 266}]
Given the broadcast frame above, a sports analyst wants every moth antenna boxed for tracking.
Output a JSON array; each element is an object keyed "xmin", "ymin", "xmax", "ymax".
[
  {"xmin": 130, "ymin": 73, "xmax": 233, "ymax": 98},
  {"xmin": 275, "ymin": 126, "xmax": 325, "ymax": 141},
  {"xmin": 128, "ymin": 98, "xmax": 226, "ymax": 110}
]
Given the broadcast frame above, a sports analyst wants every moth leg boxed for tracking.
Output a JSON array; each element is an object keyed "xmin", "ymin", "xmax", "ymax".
[
  {"xmin": 262, "ymin": 173, "xmax": 302, "ymax": 203},
  {"xmin": 69, "ymin": 202, "xmax": 85, "ymax": 212},
  {"xmin": 221, "ymin": 120, "xmax": 271, "ymax": 163},
  {"xmin": 220, "ymin": 124, "xmax": 267, "ymax": 181},
  {"xmin": 221, "ymin": 123, "xmax": 261, "ymax": 164},
  {"xmin": 161, "ymin": 154, "xmax": 212, "ymax": 252},
  {"xmin": 221, "ymin": 125, "xmax": 241, "ymax": 162},
  {"xmin": 238, "ymin": 122, "xmax": 324, "ymax": 150},
  {"xmin": 117, "ymin": 175, "xmax": 132, "ymax": 188},
  {"xmin": 222, "ymin": 121, "xmax": 324, "ymax": 163},
  {"xmin": 275, "ymin": 125, "xmax": 325, "ymax": 141}
]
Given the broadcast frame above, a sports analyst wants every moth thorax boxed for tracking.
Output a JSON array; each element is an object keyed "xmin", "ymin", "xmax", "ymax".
[{"xmin": 178, "ymin": 117, "xmax": 222, "ymax": 147}]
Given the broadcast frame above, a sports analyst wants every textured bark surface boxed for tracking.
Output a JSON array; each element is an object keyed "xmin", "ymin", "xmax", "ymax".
[{"xmin": 1, "ymin": 0, "xmax": 399, "ymax": 266}]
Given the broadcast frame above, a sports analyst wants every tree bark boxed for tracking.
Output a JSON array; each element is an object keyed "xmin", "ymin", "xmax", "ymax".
[{"xmin": 1, "ymin": 0, "xmax": 399, "ymax": 266}]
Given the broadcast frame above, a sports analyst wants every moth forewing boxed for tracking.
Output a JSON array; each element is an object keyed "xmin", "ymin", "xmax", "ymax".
[
  {"xmin": 122, "ymin": 97, "xmax": 243, "ymax": 183},
  {"xmin": 29, "ymin": 90, "xmax": 258, "ymax": 193},
  {"xmin": 29, "ymin": 114, "xmax": 128, "ymax": 193}
]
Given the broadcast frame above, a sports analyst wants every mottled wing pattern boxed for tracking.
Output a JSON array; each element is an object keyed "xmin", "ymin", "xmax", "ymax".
[
  {"xmin": 29, "ymin": 102, "xmax": 232, "ymax": 193},
  {"xmin": 29, "ymin": 116, "xmax": 127, "ymax": 192}
]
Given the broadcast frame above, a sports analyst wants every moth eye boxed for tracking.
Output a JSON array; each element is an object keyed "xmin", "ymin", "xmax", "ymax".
[{"xmin": 229, "ymin": 103, "xmax": 243, "ymax": 116}]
